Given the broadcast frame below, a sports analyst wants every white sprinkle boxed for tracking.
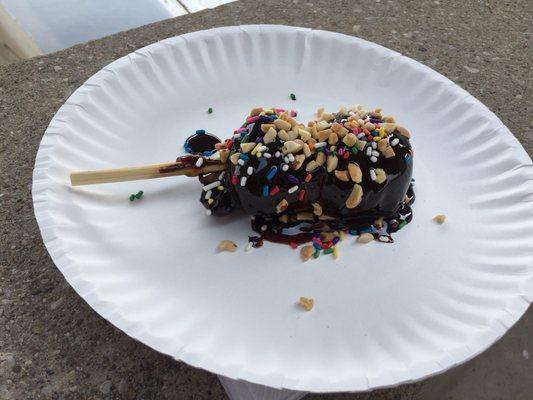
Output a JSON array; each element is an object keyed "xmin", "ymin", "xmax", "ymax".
[
  {"xmin": 275, "ymin": 151, "xmax": 281, "ymax": 158},
  {"xmin": 282, "ymin": 164, "xmax": 289, "ymax": 172},
  {"xmin": 263, "ymin": 152, "xmax": 272, "ymax": 158},
  {"xmin": 218, "ymin": 171, "xmax": 226, "ymax": 180},
  {"xmin": 284, "ymin": 156, "xmax": 290, "ymax": 163},
  {"xmin": 378, "ymin": 235, "xmax": 391, "ymax": 242},
  {"xmin": 366, "ymin": 146, "xmax": 372, "ymax": 156},
  {"xmin": 288, "ymin": 153, "xmax": 295, "ymax": 162},
  {"xmin": 206, "ymin": 209, "xmax": 212, "ymax": 215},
  {"xmin": 288, "ymin": 185, "xmax": 299, "ymax": 194},
  {"xmin": 370, "ymin": 169, "xmax": 377, "ymax": 181},
  {"xmin": 370, "ymin": 156, "xmax": 378, "ymax": 163},
  {"xmin": 522, "ymin": 350, "xmax": 530, "ymax": 360},
  {"xmin": 358, "ymin": 119, "xmax": 365, "ymax": 126},
  {"xmin": 357, "ymin": 133, "xmax": 366, "ymax": 139},
  {"xmin": 240, "ymin": 176, "xmax": 247, "ymax": 186},
  {"xmin": 233, "ymin": 134, "xmax": 241, "ymax": 140},
  {"xmin": 245, "ymin": 241, "xmax": 253, "ymax": 251},
  {"xmin": 371, "ymin": 141, "xmax": 377, "ymax": 149},
  {"xmin": 205, "ymin": 190, "xmax": 212, "ymax": 200},
  {"xmin": 195, "ymin": 157, "xmax": 204, "ymax": 167},
  {"xmin": 372, "ymin": 150, "xmax": 380, "ymax": 157},
  {"xmin": 247, "ymin": 166, "xmax": 254, "ymax": 175},
  {"xmin": 250, "ymin": 215, "xmax": 256, "ymax": 220},
  {"xmin": 247, "ymin": 123, "xmax": 255, "ymax": 132},
  {"xmin": 391, "ymin": 138, "xmax": 400, "ymax": 146},
  {"xmin": 261, "ymin": 224, "xmax": 268, "ymax": 232},
  {"xmin": 237, "ymin": 159, "xmax": 245, "ymax": 166},
  {"xmin": 314, "ymin": 142, "xmax": 327, "ymax": 149},
  {"xmin": 234, "ymin": 165, "xmax": 241, "ymax": 175},
  {"xmin": 203, "ymin": 180, "xmax": 221, "ymax": 191},
  {"xmin": 258, "ymin": 146, "xmax": 268, "ymax": 152}
]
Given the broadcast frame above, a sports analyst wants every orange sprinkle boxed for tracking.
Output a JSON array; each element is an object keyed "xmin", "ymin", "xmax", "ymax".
[{"xmin": 305, "ymin": 173, "xmax": 313, "ymax": 182}]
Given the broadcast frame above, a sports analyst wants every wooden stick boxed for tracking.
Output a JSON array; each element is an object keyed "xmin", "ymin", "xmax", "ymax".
[{"xmin": 70, "ymin": 161, "xmax": 226, "ymax": 186}]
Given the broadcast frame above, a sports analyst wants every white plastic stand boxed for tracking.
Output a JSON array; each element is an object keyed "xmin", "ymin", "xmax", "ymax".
[{"xmin": 218, "ymin": 376, "xmax": 307, "ymax": 400}]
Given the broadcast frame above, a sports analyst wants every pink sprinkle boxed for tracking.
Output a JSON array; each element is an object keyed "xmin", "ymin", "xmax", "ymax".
[
  {"xmin": 236, "ymin": 127, "xmax": 247, "ymax": 133},
  {"xmin": 353, "ymin": 127, "xmax": 361, "ymax": 134},
  {"xmin": 246, "ymin": 116, "xmax": 260, "ymax": 124},
  {"xmin": 338, "ymin": 148, "xmax": 344, "ymax": 156},
  {"xmin": 290, "ymin": 110, "xmax": 298, "ymax": 117},
  {"xmin": 275, "ymin": 108, "xmax": 285, "ymax": 113}
]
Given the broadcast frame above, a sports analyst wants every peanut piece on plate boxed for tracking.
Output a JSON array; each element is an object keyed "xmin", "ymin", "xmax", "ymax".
[
  {"xmin": 434, "ymin": 214, "xmax": 446, "ymax": 224},
  {"xmin": 217, "ymin": 240, "xmax": 238, "ymax": 252},
  {"xmin": 298, "ymin": 297, "xmax": 315, "ymax": 310}
]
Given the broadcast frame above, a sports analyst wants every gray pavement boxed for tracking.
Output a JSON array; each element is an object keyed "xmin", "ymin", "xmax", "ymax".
[{"xmin": 0, "ymin": 0, "xmax": 531, "ymax": 399}]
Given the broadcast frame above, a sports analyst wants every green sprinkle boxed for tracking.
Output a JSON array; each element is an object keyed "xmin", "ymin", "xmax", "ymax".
[
  {"xmin": 323, "ymin": 248, "xmax": 334, "ymax": 255},
  {"xmin": 313, "ymin": 250, "xmax": 320, "ymax": 258},
  {"xmin": 208, "ymin": 107, "xmax": 213, "ymax": 114},
  {"xmin": 290, "ymin": 93, "xmax": 296, "ymax": 101},
  {"xmin": 129, "ymin": 194, "xmax": 136, "ymax": 202},
  {"xmin": 398, "ymin": 221, "xmax": 407, "ymax": 229},
  {"xmin": 241, "ymin": 134, "xmax": 249, "ymax": 143},
  {"xmin": 135, "ymin": 190, "xmax": 144, "ymax": 199},
  {"xmin": 351, "ymin": 147, "xmax": 358, "ymax": 155}
]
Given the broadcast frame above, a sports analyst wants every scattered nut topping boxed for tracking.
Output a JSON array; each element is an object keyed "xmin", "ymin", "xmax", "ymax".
[
  {"xmin": 276, "ymin": 199, "xmax": 289, "ymax": 213},
  {"xmin": 300, "ymin": 245, "xmax": 315, "ymax": 261},
  {"xmin": 263, "ymin": 127, "xmax": 277, "ymax": 143},
  {"xmin": 250, "ymin": 107, "xmax": 263, "ymax": 116},
  {"xmin": 315, "ymin": 152, "xmax": 326, "ymax": 166},
  {"xmin": 347, "ymin": 163, "xmax": 362, "ymax": 183},
  {"xmin": 278, "ymin": 129, "xmax": 289, "ymax": 141},
  {"xmin": 334, "ymin": 170, "xmax": 350, "ymax": 182},
  {"xmin": 434, "ymin": 214, "xmax": 446, "ymax": 224},
  {"xmin": 356, "ymin": 233, "xmax": 374, "ymax": 243},
  {"xmin": 279, "ymin": 214, "xmax": 289, "ymax": 223},
  {"xmin": 283, "ymin": 140, "xmax": 303, "ymax": 154},
  {"xmin": 396, "ymin": 125, "xmax": 411, "ymax": 138},
  {"xmin": 217, "ymin": 240, "xmax": 238, "ymax": 252},
  {"xmin": 240, "ymin": 142, "xmax": 256, "ymax": 153},
  {"xmin": 305, "ymin": 160, "xmax": 319, "ymax": 172},
  {"xmin": 274, "ymin": 118, "xmax": 292, "ymax": 131},
  {"xmin": 346, "ymin": 184, "xmax": 363, "ymax": 208},
  {"xmin": 312, "ymin": 202, "xmax": 323, "ymax": 216},
  {"xmin": 326, "ymin": 155, "xmax": 338, "ymax": 172},
  {"xmin": 298, "ymin": 297, "xmax": 314, "ymax": 311},
  {"xmin": 375, "ymin": 168, "xmax": 387, "ymax": 184},
  {"xmin": 296, "ymin": 212, "xmax": 314, "ymax": 221}
]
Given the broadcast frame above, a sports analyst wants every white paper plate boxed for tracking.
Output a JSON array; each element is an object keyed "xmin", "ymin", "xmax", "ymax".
[{"xmin": 32, "ymin": 25, "xmax": 533, "ymax": 392}]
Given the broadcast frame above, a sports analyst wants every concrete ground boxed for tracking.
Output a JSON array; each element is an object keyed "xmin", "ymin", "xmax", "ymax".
[{"xmin": 0, "ymin": 0, "xmax": 531, "ymax": 399}]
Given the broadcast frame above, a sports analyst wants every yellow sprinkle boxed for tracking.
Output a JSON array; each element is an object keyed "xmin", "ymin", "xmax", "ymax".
[
  {"xmin": 339, "ymin": 231, "xmax": 345, "ymax": 241},
  {"xmin": 217, "ymin": 185, "xmax": 224, "ymax": 191},
  {"xmin": 256, "ymin": 152, "xmax": 262, "ymax": 158},
  {"xmin": 333, "ymin": 246, "xmax": 339, "ymax": 259},
  {"xmin": 379, "ymin": 126, "xmax": 386, "ymax": 138},
  {"xmin": 373, "ymin": 136, "xmax": 381, "ymax": 142},
  {"xmin": 251, "ymin": 143, "xmax": 262, "ymax": 156},
  {"xmin": 207, "ymin": 198, "xmax": 214, "ymax": 205},
  {"xmin": 264, "ymin": 108, "xmax": 274, "ymax": 115}
]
